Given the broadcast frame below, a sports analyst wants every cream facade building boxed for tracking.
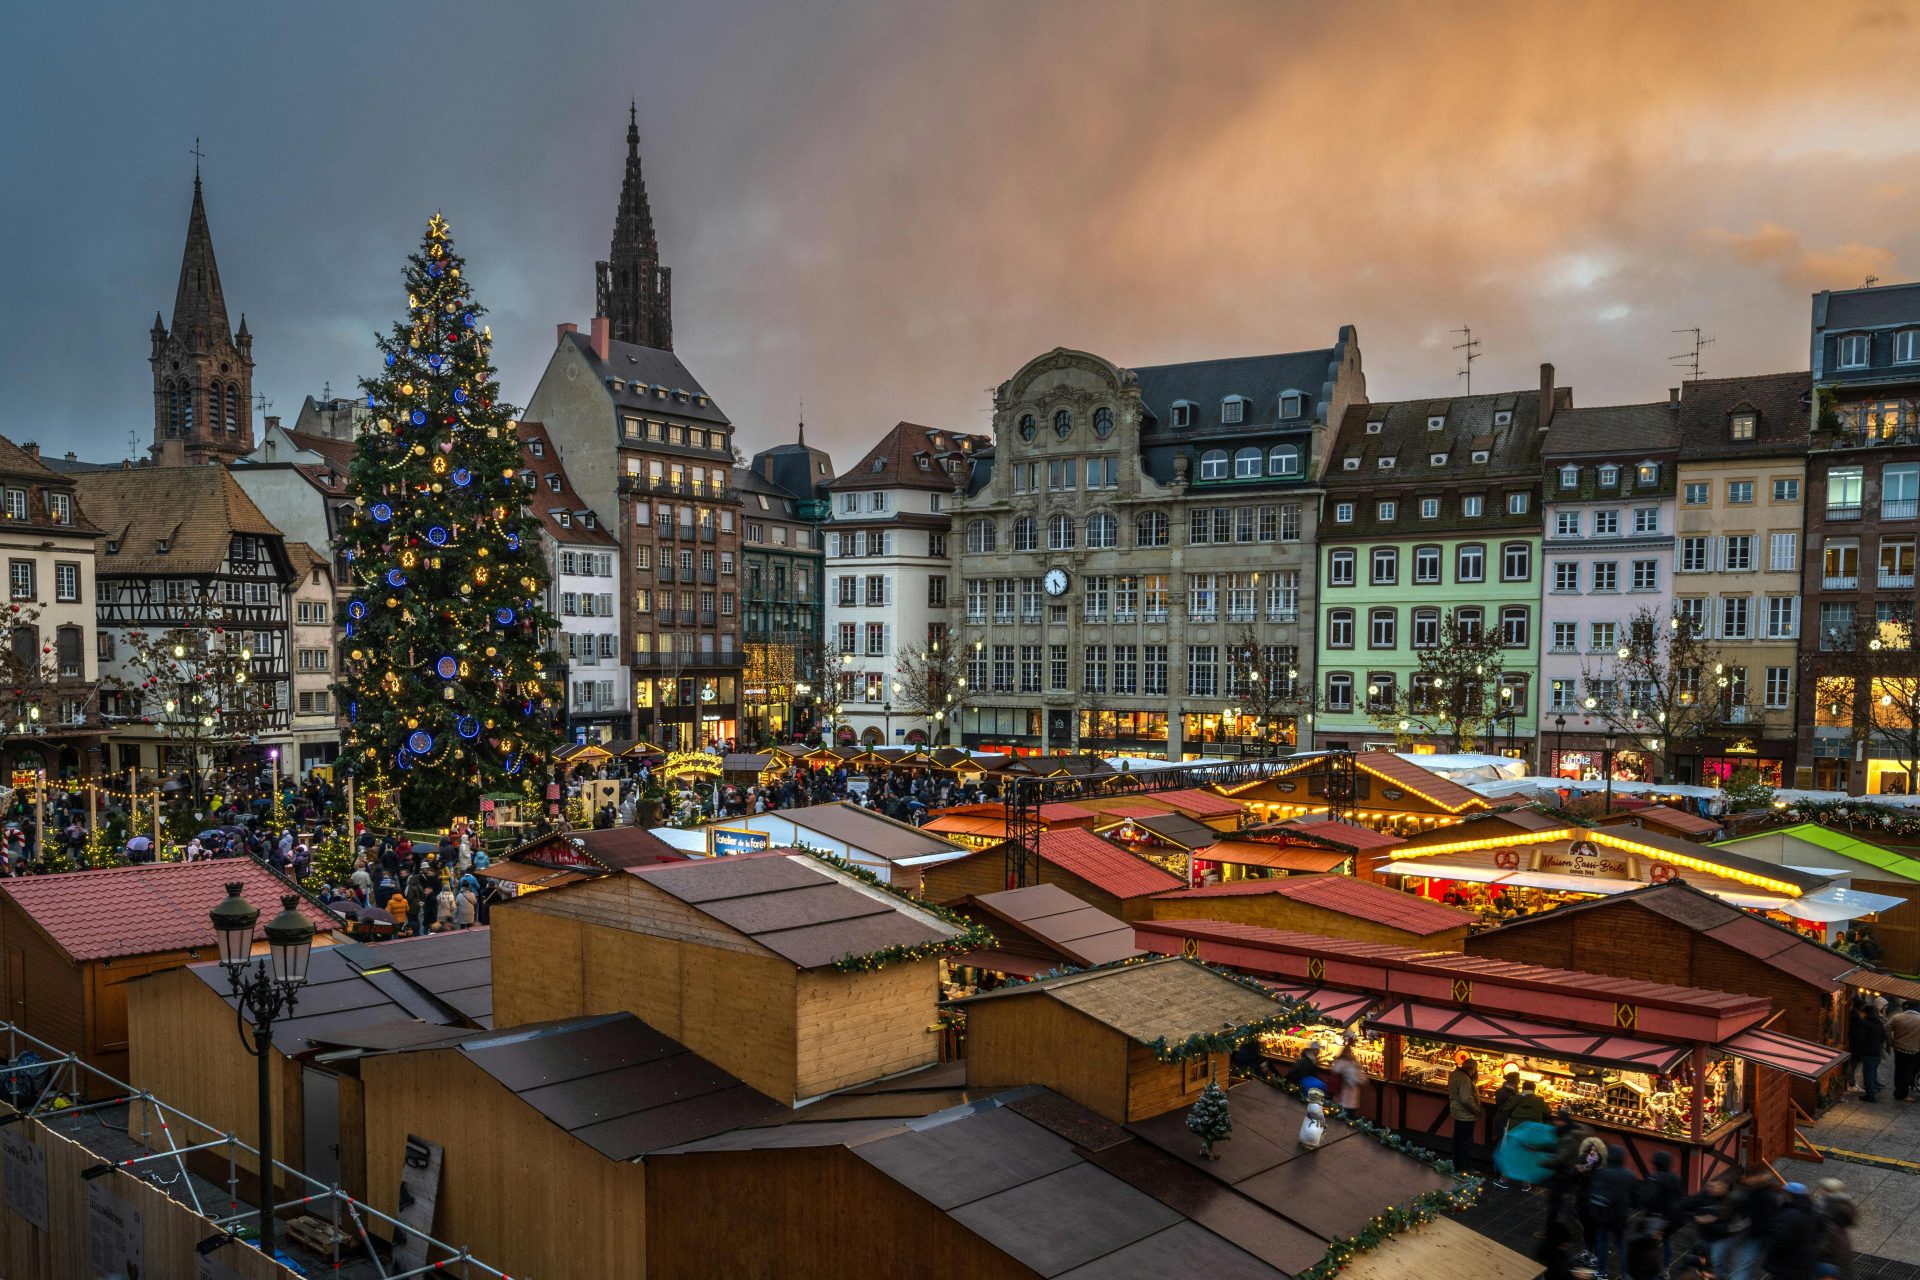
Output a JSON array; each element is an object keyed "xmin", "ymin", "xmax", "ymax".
[{"xmin": 949, "ymin": 337, "xmax": 1364, "ymax": 759}]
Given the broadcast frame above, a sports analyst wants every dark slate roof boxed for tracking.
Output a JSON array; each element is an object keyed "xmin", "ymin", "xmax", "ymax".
[
  {"xmin": 453, "ymin": 1012, "xmax": 786, "ymax": 1161},
  {"xmin": 964, "ymin": 883, "xmax": 1142, "ymax": 967},
  {"xmin": 1134, "ymin": 329, "xmax": 1354, "ymax": 435},
  {"xmin": 1820, "ymin": 281, "xmax": 1920, "ymax": 332},
  {"xmin": 629, "ymin": 851, "xmax": 959, "ymax": 969},
  {"xmin": 186, "ymin": 929, "xmax": 490, "ymax": 1053},
  {"xmin": 731, "ymin": 464, "xmax": 801, "ymax": 515},
  {"xmin": 750, "ymin": 430, "xmax": 837, "ymax": 503},
  {"xmin": 1544, "ymin": 401, "xmax": 1678, "ymax": 459},
  {"xmin": 562, "ymin": 330, "xmax": 730, "ymax": 427},
  {"xmin": 1674, "ymin": 372, "xmax": 1811, "ymax": 461}
]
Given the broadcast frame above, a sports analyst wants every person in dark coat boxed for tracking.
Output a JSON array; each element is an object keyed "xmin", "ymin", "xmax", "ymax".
[
  {"xmin": 1637, "ymin": 1149, "xmax": 1683, "ymax": 1265},
  {"xmin": 1763, "ymin": 1182, "xmax": 1824, "ymax": 1280},
  {"xmin": 1585, "ymin": 1145, "xmax": 1640, "ymax": 1280},
  {"xmin": 1850, "ymin": 997, "xmax": 1887, "ymax": 1101}
]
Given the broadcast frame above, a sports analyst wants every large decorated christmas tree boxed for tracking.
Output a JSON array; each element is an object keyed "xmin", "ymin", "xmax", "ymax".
[{"xmin": 336, "ymin": 213, "xmax": 561, "ymax": 826}]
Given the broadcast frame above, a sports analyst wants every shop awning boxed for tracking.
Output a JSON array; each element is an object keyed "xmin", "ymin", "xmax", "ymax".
[
  {"xmin": 476, "ymin": 862, "xmax": 592, "ymax": 889},
  {"xmin": 1365, "ymin": 999, "xmax": 1691, "ymax": 1074},
  {"xmin": 1257, "ymin": 981, "xmax": 1379, "ymax": 1026},
  {"xmin": 952, "ymin": 949, "xmax": 1055, "ymax": 979},
  {"xmin": 1377, "ymin": 860, "xmax": 1513, "ymax": 884},
  {"xmin": 1780, "ymin": 885, "xmax": 1909, "ymax": 924},
  {"xmin": 1497, "ymin": 870, "xmax": 1642, "ymax": 895},
  {"xmin": 1846, "ymin": 971, "xmax": 1920, "ymax": 1002},
  {"xmin": 1717, "ymin": 1026, "xmax": 1849, "ymax": 1080}
]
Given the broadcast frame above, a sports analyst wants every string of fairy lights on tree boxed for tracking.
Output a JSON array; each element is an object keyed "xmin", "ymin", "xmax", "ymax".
[{"xmin": 336, "ymin": 214, "xmax": 561, "ymax": 826}]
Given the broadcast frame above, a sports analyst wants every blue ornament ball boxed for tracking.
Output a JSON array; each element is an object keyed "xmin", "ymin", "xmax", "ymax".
[
  {"xmin": 453, "ymin": 388, "xmax": 467, "ymax": 404},
  {"xmin": 427, "ymin": 526, "xmax": 449, "ymax": 546},
  {"xmin": 407, "ymin": 730, "xmax": 434, "ymax": 755},
  {"xmin": 435, "ymin": 656, "xmax": 458, "ymax": 679},
  {"xmin": 457, "ymin": 716, "xmax": 480, "ymax": 739},
  {"xmin": 494, "ymin": 607, "xmax": 515, "ymax": 625},
  {"xmin": 451, "ymin": 468, "xmax": 472, "ymax": 487},
  {"xmin": 410, "ymin": 409, "xmax": 427, "ymax": 426},
  {"xmin": 347, "ymin": 600, "xmax": 369, "ymax": 620},
  {"xmin": 386, "ymin": 569, "xmax": 407, "ymax": 588},
  {"xmin": 370, "ymin": 503, "xmax": 393, "ymax": 524}
]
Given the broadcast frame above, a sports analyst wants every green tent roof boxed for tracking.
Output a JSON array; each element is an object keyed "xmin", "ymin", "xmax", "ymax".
[{"xmin": 1716, "ymin": 823, "xmax": 1920, "ymax": 884}]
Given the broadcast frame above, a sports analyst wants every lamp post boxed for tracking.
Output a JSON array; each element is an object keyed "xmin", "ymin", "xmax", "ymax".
[
  {"xmin": 211, "ymin": 884, "xmax": 315, "ymax": 1263},
  {"xmin": 1554, "ymin": 714, "xmax": 1567, "ymax": 776}
]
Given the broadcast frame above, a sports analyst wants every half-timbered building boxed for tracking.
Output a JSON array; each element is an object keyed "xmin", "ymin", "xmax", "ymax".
[{"xmin": 76, "ymin": 467, "xmax": 294, "ymax": 780}]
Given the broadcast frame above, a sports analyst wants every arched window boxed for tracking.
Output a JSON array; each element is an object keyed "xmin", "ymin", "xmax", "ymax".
[
  {"xmin": 1053, "ymin": 409, "xmax": 1073, "ymax": 439},
  {"xmin": 166, "ymin": 383, "xmax": 181, "ymax": 436},
  {"xmin": 1011, "ymin": 515, "xmax": 1038, "ymax": 551},
  {"xmin": 11, "ymin": 625, "xmax": 37, "ymax": 672},
  {"xmin": 55, "ymin": 625, "xmax": 82, "ymax": 679},
  {"xmin": 1085, "ymin": 512, "xmax": 1116, "ymax": 548},
  {"xmin": 1268, "ymin": 444, "xmax": 1299, "ymax": 476},
  {"xmin": 965, "ymin": 519, "xmax": 997, "ymax": 553},
  {"xmin": 1136, "ymin": 511, "xmax": 1169, "ymax": 547},
  {"xmin": 226, "ymin": 386, "xmax": 240, "ymax": 433},
  {"xmin": 1234, "ymin": 447, "xmax": 1261, "ymax": 478},
  {"xmin": 1092, "ymin": 407, "xmax": 1114, "ymax": 438},
  {"xmin": 1047, "ymin": 513, "xmax": 1077, "ymax": 550},
  {"xmin": 1198, "ymin": 449, "xmax": 1229, "ymax": 481},
  {"xmin": 182, "ymin": 385, "xmax": 195, "ymax": 433}
]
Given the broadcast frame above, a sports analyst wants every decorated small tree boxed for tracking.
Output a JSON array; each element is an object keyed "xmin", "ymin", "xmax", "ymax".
[
  {"xmin": 1186, "ymin": 1077, "xmax": 1233, "ymax": 1159},
  {"xmin": 336, "ymin": 214, "xmax": 562, "ymax": 826}
]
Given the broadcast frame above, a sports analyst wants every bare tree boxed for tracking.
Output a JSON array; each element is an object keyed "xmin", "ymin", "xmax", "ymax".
[
  {"xmin": 0, "ymin": 603, "xmax": 68, "ymax": 737},
  {"xmin": 1224, "ymin": 626, "xmax": 1319, "ymax": 756},
  {"xmin": 1809, "ymin": 609, "xmax": 1920, "ymax": 795},
  {"xmin": 115, "ymin": 606, "xmax": 278, "ymax": 804},
  {"xmin": 1371, "ymin": 610, "xmax": 1509, "ymax": 752},
  {"xmin": 893, "ymin": 635, "xmax": 972, "ymax": 746},
  {"xmin": 1579, "ymin": 606, "xmax": 1752, "ymax": 783}
]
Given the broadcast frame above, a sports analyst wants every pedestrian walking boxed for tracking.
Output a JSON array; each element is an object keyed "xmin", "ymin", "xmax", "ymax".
[
  {"xmin": 1851, "ymin": 995, "xmax": 1887, "ymax": 1102},
  {"xmin": 1446, "ymin": 1055, "xmax": 1481, "ymax": 1175},
  {"xmin": 1889, "ymin": 999, "xmax": 1920, "ymax": 1102},
  {"xmin": 1584, "ymin": 1145, "xmax": 1639, "ymax": 1280}
]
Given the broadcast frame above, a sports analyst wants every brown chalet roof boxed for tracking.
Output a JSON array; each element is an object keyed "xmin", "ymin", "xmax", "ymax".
[
  {"xmin": 964, "ymin": 883, "xmax": 1141, "ymax": 967},
  {"xmin": 628, "ymin": 851, "xmax": 958, "ymax": 969},
  {"xmin": 1601, "ymin": 805, "xmax": 1723, "ymax": 838},
  {"xmin": 1675, "ymin": 371, "xmax": 1811, "ymax": 462},
  {"xmin": 78, "ymin": 465, "xmax": 283, "ymax": 575},
  {"xmin": 1154, "ymin": 874, "xmax": 1476, "ymax": 938},
  {"xmin": 1115, "ymin": 812, "xmax": 1220, "ymax": 851},
  {"xmin": 776, "ymin": 801, "xmax": 968, "ymax": 864},
  {"xmin": 824, "ymin": 422, "xmax": 989, "ymax": 493},
  {"xmin": 1149, "ymin": 788, "xmax": 1246, "ymax": 820},
  {"xmin": 281, "ymin": 428, "xmax": 357, "ymax": 470},
  {"xmin": 0, "ymin": 437, "xmax": 103, "ymax": 538},
  {"xmin": 1265, "ymin": 818, "xmax": 1407, "ymax": 853},
  {"xmin": 1476, "ymin": 880, "xmax": 1858, "ymax": 991},
  {"xmin": 1031, "ymin": 827, "xmax": 1184, "ymax": 899},
  {"xmin": 508, "ymin": 826, "xmax": 686, "ymax": 873},
  {"xmin": 954, "ymin": 956, "xmax": 1290, "ymax": 1048},
  {"xmin": 448, "ymin": 1012, "xmax": 785, "ymax": 1161},
  {"xmin": 518, "ymin": 421, "xmax": 616, "ymax": 547}
]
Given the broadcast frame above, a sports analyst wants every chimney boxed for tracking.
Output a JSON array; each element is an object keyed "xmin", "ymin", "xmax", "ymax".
[
  {"xmin": 590, "ymin": 316, "xmax": 611, "ymax": 363},
  {"xmin": 20, "ymin": 443, "xmax": 38, "ymax": 462},
  {"xmin": 556, "ymin": 321, "xmax": 578, "ymax": 348},
  {"xmin": 1539, "ymin": 363, "xmax": 1557, "ymax": 428},
  {"xmin": 264, "ymin": 415, "xmax": 281, "ymax": 433},
  {"xmin": 1669, "ymin": 387, "xmax": 1681, "ymax": 405}
]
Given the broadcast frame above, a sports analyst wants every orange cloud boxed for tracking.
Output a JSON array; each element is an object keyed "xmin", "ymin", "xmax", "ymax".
[{"xmin": 1695, "ymin": 223, "xmax": 1897, "ymax": 292}]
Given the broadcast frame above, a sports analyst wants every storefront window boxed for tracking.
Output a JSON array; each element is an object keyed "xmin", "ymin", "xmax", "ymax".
[
  {"xmin": 1546, "ymin": 749, "xmax": 1652, "ymax": 781},
  {"xmin": 1700, "ymin": 757, "xmax": 1784, "ymax": 787}
]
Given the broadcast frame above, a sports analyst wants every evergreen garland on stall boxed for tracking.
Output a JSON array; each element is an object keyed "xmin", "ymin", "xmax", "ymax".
[
  {"xmin": 791, "ymin": 846, "xmax": 997, "ymax": 971},
  {"xmin": 336, "ymin": 215, "xmax": 562, "ymax": 827}
]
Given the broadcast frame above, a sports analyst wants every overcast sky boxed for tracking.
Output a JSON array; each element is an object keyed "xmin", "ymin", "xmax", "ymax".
[{"xmin": 4, "ymin": 1, "xmax": 1918, "ymax": 468}]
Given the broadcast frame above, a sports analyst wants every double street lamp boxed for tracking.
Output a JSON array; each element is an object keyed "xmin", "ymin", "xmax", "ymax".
[{"xmin": 210, "ymin": 884, "xmax": 316, "ymax": 1262}]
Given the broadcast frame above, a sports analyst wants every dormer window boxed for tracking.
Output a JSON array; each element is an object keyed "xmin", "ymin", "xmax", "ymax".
[
  {"xmin": 1897, "ymin": 330, "xmax": 1920, "ymax": 365},
  {"xmin": 105, "ymin": 541, "xmax": 118, "ymax": 555},
  {"xmin": 1378, "ymin": 457, "xmax": 1396, "ymax": 470},
  {"xmin": 607, "ymin": 379, "xmax": 625, "ymax": 392},
  {"xmin": 1366, "ymin": 421, "xmax": 1384, "ymax": 435},
  {"xmin": 1093, "ymin": 407, "xmax": 1114, "ymax": 438},
  {"xmin": 870, "ymin": 458, "xmax": 885, "ymax": 473},
  {"xmin": 1017, "ymin": 414, "xmax": 1037, "ymax": 441},
  {"xmin": 547, "ymin": 475, "xmax": 563, "ymax": 493},
  {"xmin": 1279, "ymin": 392, "xmax": 1304, "ymax": 419},
  {"xmin": 1730, "ymin": 411, "xmax": 1757, "ymax": 441},
  {"xmin": 1838, "ymin": 334, "xmax": 1871, "ymax": 369},
  {"xmin": 556, "ymin": 511, "xmax": 570, "ymax": 528},
  {"xmin": 1427, "ymin": 415, "xmax": 1445, "ymax": 431},
  {"xmin": 1430, "ymin": 453, "xmax": 1448, "ymax": 466},
  {"xmin": 1494, "ymin": 410, "xmax": 1513, "ymax": 425},
  {"xmin": 1471, "ymin": 450, "xmax": 1490, "ymax": 464},
  {"xmin": 1637, "ymin": 462, "xmax": 1660, "ymax": 485},
  {"xmin": 155, "ymin": 538, "xmax": 170, "ymax": 554},
  {"xmin": 1342, "ymin": 458, "xmax": 1361, "ymax": 471},
  {"xmin": 1559, "ymin": 465, "xmax": 1580, "ymax": 488},
  {"xmin": 915, "ymin": 453, "xmax": 930, "ymax": 470},
  {"xmin": 528, "ymin": 439, "xmax": 545, "ymax": 458},
  {"xmin": 1171, "ymin": 402, "xmax": 1195, "ymax": 429},
  {"xmin": 1597, "ymin": 464, "xmax": 1619, "ymax": 487},
  {"xmin": 1220, "ymin": 396, "xmax": 1246, "ymax": 425},
  {"xmin": 583, "ymin": 513, "xmax": 596, "ymax": 528}
]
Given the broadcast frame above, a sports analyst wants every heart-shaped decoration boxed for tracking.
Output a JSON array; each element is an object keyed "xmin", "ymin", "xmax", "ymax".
[{"xmin": 440, "ymin": 440, "xmax": 455, "ymax": 453}]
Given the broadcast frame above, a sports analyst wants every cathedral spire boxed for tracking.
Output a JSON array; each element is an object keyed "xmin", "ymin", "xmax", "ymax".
[
  {"xmin": 596, "ymin": 105, "xmax": 672, "ymax": 350},
  {"xmin": 170, "ymin": 171, "xmax": 231, "ymax": 348}
]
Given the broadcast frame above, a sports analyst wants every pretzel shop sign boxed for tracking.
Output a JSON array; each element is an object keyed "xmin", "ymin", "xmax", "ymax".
[{"xmin": 1533, "ymin": 839, "xmax": 1634, "ymax": 881}]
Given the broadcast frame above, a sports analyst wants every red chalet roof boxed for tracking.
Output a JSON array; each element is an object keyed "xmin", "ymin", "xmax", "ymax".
[
  {"xmin": 1153, "ymin": 874, "xmax": 1474, "ymax": 938},
  {"xmin": 1036, "ymin": 828, "xmax": 1183, "ymax": 900},
  {"xmin": 1148, "ymin": 789, "xmax": 1245, "ymax": 820},
  {"xmin": 2, "ymin": 861, "xmax": 337, "ymax": 962},
  {"xmin": 1274, "ymin": 820, "xmax": 1406, "ymax": 853}
]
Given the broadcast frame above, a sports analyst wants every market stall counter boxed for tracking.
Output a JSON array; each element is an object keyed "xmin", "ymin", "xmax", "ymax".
[{"xmin": 1140, "ymin": 918, "xmax": 1847, "ymax": 1189}]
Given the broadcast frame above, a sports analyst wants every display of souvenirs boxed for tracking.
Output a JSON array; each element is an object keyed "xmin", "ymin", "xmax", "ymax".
[{"xmin": 1258, "ymin": 1024, "xmax": 1385, "ymax": 1077}]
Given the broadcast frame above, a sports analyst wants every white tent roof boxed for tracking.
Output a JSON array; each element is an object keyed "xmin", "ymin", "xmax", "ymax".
[{"xmin": 1470, "ymin": 776, "xmax": 1724, "ymax": 802}]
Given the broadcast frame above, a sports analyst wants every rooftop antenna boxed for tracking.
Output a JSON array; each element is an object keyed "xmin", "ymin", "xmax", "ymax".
[
  {"xmin": 322, "ymin": 380, "xmax": 332, "ymax": 401},
  {"xmin": 1670, "ymin": 328, "xmax": 1715, "ymax": 382},
  {"xmin": 1452, "ymin": 326, "xmax": 1481, "ymax": 397},
  {"xmin": 126, "ymin": 429, "xmax": 139, "ymax": 459},
  {"xmin": 254, "ymin": 391, "xmax": 273, "ymax": 417}
]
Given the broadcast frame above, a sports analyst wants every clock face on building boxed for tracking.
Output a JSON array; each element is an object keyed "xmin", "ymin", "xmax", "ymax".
[{"xmin": 1043, "ymin": 568, "xmax": 1071, "ymax": 597}]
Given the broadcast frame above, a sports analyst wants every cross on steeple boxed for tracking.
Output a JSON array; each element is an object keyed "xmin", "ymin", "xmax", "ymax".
[{"xmin": 190, "ymin": 136, "xmax": 205, "ymax": 185}]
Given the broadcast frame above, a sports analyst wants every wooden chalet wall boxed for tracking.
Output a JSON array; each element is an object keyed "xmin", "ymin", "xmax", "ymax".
[
  {"xmin": 126, "ymin": 966, "xmax": 304, "ymax": 1194},
  {"xmin": 1857, "ymin": 876, "xmax": 1920, "ymax": 974},
  {"xmin": 1125, "ymin": 1043, "xmax": 1229, "ymax": 1124},
  {"xmin": 1144, "ymin": 895, "xmax": 1470, "ymax": 951},
  {"xmin": 360, "ymin": 1048, "xmax": 647, "ymax": 1280},
  {"xmin": 494, "ymin": 875, "xmax": 940, "ymax": 1103},
  {"xmin": 0, "ymin": 1103, "xmax": 299, "ymax": 1279},
  {"xmin": 645, "ymin": 1146, "xmax": 1035, "ymax": 1280}
]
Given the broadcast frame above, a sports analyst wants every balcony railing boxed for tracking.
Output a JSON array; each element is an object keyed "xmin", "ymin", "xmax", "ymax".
[
  {"xmin": 1881, "ymin": 570, "xmax": 1917, "ymax": 590},
  {"xmin": 1884, "ymin": 498, "xmax": 1919, "ymax": 520},
  {"xmin": 621, "ymin": 474, "xmax": 730, "ymax": 501},
  {"xmin": 658, "ymin": 566, "xmax": 676, "ymax": 583},
  {"xmin": 1827, "ymin": 504, "xmax": 1862, "ymax": 522},
  {"xmin": 1823, "ymin": 574, "xmax": 1859, "ymax": 589}
]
